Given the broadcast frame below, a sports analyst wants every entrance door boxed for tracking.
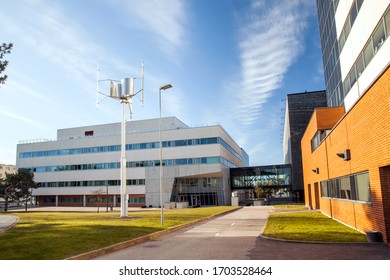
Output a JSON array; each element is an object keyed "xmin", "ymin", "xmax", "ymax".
[{"xmin": 191, "ymin": 195, "xmax": 200, "ymax": 207}]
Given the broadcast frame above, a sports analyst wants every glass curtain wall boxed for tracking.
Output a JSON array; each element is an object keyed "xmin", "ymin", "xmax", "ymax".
[{"xmin": 170, "ymin": 177, "xmax": 223, "ymax": 206}]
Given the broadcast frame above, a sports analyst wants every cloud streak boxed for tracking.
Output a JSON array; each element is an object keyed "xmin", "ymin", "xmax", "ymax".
[
  {"xmin": 4, "ymin": 0, "xmax": 133, "ymax": 97},
  {"xmin": 232, "ymin": 0, "xmax": 312, "ymax": 126},
  {"xmin": 107, "ymin": 0, "xmax": 187, "ymax": 59}
]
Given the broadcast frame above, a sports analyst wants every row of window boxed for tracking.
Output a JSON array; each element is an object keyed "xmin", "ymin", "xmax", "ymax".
[
  {"xmin": 321, "ymin": 171, "xmax": 371, "ymax": 203},
  {"xmin": 19, "ymin": 137, "xmax": 242, "ymax": 161},
  {"xmin": 343, "ymin": 6, "xmax": 390, "ymax": 96},
  {"xmin": 28, "ymin": 156, "xmax": 237, "ymax": 173},
  {"xmin": 38, "ymin": 179, "xmax": 145, "ymax": 188},
  {"xmin": 338, "ymin": 0, "xmax": 364, "ymax": 52},
  {"xmin": 43, "ymin": 196, "xmax": 145, "ymax": 204}
]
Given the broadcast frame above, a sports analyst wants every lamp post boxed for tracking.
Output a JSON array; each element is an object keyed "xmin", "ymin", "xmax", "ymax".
[{"xmin": 159, "ymin": 84, "xmax": 172, "ymax": 225}]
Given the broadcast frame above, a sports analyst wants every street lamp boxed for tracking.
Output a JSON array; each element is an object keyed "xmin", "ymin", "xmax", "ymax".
[{"xmin": 159, "ymin": 84, "xmax": 172, "ymax": 225}]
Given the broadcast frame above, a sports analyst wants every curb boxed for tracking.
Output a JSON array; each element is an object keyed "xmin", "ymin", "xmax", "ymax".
[
  {"xmin": 0, "ymin": 215, "xmax": 20, "ymax": 233},
  {"xmin": 66, "ymin": 207, "xmax": 241, "ymax": 260},
  {"xmin": 258, "ymin": 234, "xmax": 374, "ymax": 245}
]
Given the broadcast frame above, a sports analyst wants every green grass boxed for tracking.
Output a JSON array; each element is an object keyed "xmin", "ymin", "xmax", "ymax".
[
  {"xmin": 263, "ymin": 211, "xmax": 367, "ymax": 242},
  {"xmin": 271, "ymin": 204, "xmax": 308, "ymax": 211},
  {"xmin": 0, "ymin": 206, "xmax": 236, "ymax": 260}
]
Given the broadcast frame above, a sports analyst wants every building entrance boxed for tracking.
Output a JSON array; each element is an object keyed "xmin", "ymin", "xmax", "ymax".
[
  {"xmin": 191, "ymin": 195, "xmax": 200, "ymax": 207},
  {"xmin": 170, "ymin": 177, "xmax": 223, "ymax": 206}
]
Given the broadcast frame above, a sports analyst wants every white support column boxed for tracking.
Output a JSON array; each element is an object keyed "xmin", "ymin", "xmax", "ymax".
[{"xmin": 120, "ymin": 99, "xmax": 128, "ymax": 217}]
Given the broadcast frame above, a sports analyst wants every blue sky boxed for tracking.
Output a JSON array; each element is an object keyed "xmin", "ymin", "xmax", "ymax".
[{"xmin": 0, "ymin": 0, "xmax": 324, "ymax": 166}]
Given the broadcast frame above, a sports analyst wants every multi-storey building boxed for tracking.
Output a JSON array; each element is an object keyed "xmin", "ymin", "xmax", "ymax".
[
  {"xmin": 0, "ymin": 164, "xmax": 16, "ymax": 179},
  {"xmin": 16, "ymin": 117, "xmax": 249, "ymax": 208},
  {"xmin": 302, "ymin": 0, "xmax": 390, "ymax": 242},
  {"xmin": 283, "ymin": 90, "xmax": 327, "ymax": 201}
]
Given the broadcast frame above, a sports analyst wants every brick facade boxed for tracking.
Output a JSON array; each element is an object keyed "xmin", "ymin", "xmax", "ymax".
[{"xmin": 302, "ymin": 66, "xmax": 390, "ymax": 242}]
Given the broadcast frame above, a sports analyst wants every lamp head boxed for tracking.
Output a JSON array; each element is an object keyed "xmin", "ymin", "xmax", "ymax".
[{"xmin": 160, "ymin": 84, "xmax": 172, "ymax": 91}]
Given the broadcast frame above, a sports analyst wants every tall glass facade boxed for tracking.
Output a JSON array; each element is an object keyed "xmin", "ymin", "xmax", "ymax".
[{"xmin": 317, "ymin": 0, "xmax": 344, "ymax": 106}]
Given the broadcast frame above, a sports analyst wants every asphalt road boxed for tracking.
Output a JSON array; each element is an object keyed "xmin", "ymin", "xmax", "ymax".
[{"xmin": 93, "ymin": 206, "xmax": 390, "ymax": 260}]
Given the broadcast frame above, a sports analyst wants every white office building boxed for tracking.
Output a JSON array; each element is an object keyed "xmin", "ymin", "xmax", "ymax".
[
  {"xmin": 16, "ymin": 117, "xmax": 249, "ymax": 208},
  {"xmin": 318, "ymin": 0, "xmax": 389, "ymax": 109}
]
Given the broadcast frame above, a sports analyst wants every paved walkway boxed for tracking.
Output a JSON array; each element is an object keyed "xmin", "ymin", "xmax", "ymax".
[
  {"xmin": 0, "ymin": 215, "xmax": 19, "ymax": 232},
  {"xmin": 91, "ymin": 206, "xmax": 390, "ymax": 260}
]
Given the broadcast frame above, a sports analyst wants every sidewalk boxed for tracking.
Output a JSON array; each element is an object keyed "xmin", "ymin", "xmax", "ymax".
[{"xmin": 0, "ymin": 215, "xmax": 19, "ymax": 232}]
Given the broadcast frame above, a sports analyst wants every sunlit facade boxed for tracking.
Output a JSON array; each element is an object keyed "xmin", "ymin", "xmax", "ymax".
[
  {"xmin": 16, "ymin": 117, "xmax": 249, "ymax": 208},
  {"xmin": 302, "ymin": 0, "xmax": 390, "ymax": 242}
]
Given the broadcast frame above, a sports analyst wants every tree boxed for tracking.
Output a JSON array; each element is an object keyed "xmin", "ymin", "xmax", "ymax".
[
  {"xmin": 0, "ymin": 43, "xmax": 13, "ymax": 86},
  {"xmin": 92, "ymin": 189, "xmax": 105, "ymax": 213},
  {"xmin": 14, "ymin": 169, "xmax": 37, "ymax": 211},
  {"xmin": 0, "ymin": 168, "xmax": 37, "ymax": 212},
  {"xmin": 0, "ymin": 173, "xmax": 18, "ymax": 212}
]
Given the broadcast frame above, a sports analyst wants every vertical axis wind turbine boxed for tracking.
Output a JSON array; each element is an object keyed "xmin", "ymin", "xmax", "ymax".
[{"xmin": 97, "ymin": 62, "xmax": 144, "ymax": 218}]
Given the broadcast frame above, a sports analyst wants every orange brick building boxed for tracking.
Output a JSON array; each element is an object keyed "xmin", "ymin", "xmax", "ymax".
[{"xmin": 302, "ymin": 66, "xmax": 390, "ymax": 242}]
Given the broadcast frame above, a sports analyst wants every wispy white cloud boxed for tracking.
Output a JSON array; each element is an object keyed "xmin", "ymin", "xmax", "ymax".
[
  {"xmin": 231, "ymin": 0, "xmax": 312, "ymax": 127},
  {"xmin": 107, "ymin": 0, "xmax": 187, "ymax": 59},
  {"xmin": 2, "ymin": 0, "xmax": 133, "ymax": 97},
  {"xmin": 0, "ymin": 105, "xmax": 43, "ymax": 127}
]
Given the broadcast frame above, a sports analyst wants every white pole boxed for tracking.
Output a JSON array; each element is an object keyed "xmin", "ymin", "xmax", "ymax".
[
  {"xmin": 158, "ymin": 84, "xmax": 172, "ymax": 225},
  {"xmin": 159, "ymin": 89, "xmax": 164, "ymax": 225},
  {"xmin": 120, "ymin": 98, "xmax": 128, "ymax": 218}
]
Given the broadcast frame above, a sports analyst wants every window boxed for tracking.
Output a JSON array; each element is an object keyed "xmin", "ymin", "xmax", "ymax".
[
  {"xmin": 320, "ymin": 172, "xmax": 370, "ymax": 203},
  {"xmin": 356, "ymin": 0, "xmax": 363, "ymax": 10},
  {"xmin": 373, "ymin": 20, "xmax": 386, "ymax": 53},
  {"xmin": 321, "ymin": 181, "xmax": 329, "ymax": 197},
  {"xmin": 343, "ymin": 74, "xmax": 351, "ymax": 95},
  {"xmin": 311, "ymin": 130, "xmax": 329, "ymax": 152},
  {"xmin": 363, "ymin": 41, "xmax": 374, "ymax": 67},
  {"xmin": 355, "ymin": 172, "xmax": 371, "ymax": 202},
  {"xmin": 349, "ymin": 66, "xmax": 357, "ymax": 88},
  {"xmin": 339, "ymin": 177, "xmax": 351, "ymax": 199},
  {"xmin": 356, "ymin": 54, "xmax": 365, "ymax": 78},
  {"xmin": 385, "ymin": 8, "xmax": 390, "ymax": 37},
  {"xmin": 339, "ymin": 30, "xmax": 346, "ymax": 51},
  {"xmin": 19, "ymin": 152, "xmax": 32, "ymax": 158},
  {"xmin": 344, "ymin": 18, "xmax": 352, "ymax": 42},
  {"xmin": 350, "ymin": 3, "xmax": 358, "ymax": 26},
  {"xmin": 85, "ymin": 130, "xmax": 94, "ymax": 136},
  {"xmin": 48, "ymin": 150, "xmax": 59, "ymax": 156}
]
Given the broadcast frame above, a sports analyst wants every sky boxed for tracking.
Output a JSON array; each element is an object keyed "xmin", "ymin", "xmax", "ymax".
[{"xmin": 0, "ymin": 0, "xmax": 324, "ymax": 166}]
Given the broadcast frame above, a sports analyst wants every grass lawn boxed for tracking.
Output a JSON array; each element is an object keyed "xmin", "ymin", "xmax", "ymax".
[
  {"xmin": 263, "ymin": 210, "xmax": 367, "ymax": 242},
  {"xmin": 0, "ymin": 206, "xmax": 236, "ymax": 260}
]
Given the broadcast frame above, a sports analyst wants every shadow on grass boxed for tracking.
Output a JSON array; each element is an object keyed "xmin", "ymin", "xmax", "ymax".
[{"xmin": 1, "ymin": 222, "xmax": 163, "ymax": 260}]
